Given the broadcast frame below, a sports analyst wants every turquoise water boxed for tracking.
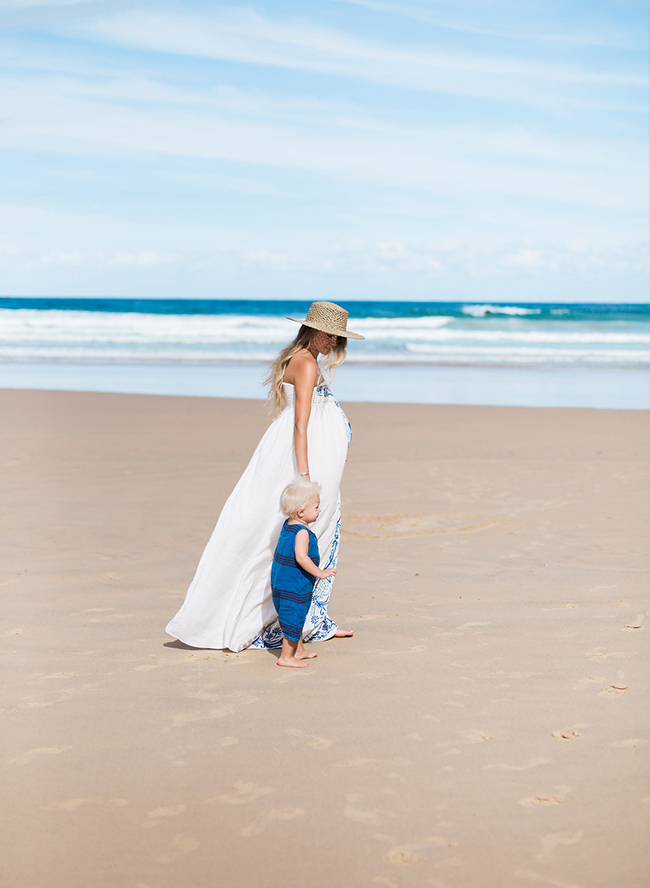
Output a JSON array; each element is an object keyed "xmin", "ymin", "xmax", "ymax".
[{"xmin": 0, "ymin": 298, "xmax": 647, "ymax": 408}]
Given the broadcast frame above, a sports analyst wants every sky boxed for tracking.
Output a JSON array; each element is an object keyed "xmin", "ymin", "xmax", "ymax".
[{"xmin": 0, "ymin": 0, "xmax": 648, "ymax": 302}]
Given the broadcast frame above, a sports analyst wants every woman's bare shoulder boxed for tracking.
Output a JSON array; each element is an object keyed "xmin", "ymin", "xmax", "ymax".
[{"xmin": 285, "ymin": 350, "xmax": 319, "ymax": 386}]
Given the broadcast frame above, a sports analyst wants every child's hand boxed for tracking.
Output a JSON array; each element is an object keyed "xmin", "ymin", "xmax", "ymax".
[{"xmin": 320, "ymin": 567, "xmax": 336, "ymax": 579}]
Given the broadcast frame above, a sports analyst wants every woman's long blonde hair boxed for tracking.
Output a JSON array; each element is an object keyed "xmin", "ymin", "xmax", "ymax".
[{"xmin": 265, "ymin": 325, "xmax": 348, "ymax": 414}]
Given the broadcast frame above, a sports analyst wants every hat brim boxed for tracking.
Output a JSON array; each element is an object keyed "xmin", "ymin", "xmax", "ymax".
[{"xmin": 286, "ymin": 317, "xmax": 365, "ymax": 340}]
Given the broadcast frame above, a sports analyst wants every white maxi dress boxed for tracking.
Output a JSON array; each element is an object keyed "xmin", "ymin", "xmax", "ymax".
[{"xmin": 165, "ymin": 382, "xmax": 352, "ymax": 652}]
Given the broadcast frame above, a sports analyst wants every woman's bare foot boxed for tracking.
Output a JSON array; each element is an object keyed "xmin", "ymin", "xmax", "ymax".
[
  {"xmin": 333, "ymin": 628, "xmax": 354, "ymax": 637},
  {"xmin": 277, "ymin": 655, "xmax": 309, "ymax": 668}
]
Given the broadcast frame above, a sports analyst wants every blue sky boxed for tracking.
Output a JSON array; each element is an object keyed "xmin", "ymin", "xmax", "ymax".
[{"xmin": 1, "ymin": 0, "xmax": 648, "ymax": 301}]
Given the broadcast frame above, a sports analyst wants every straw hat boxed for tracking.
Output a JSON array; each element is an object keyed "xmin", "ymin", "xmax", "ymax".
[{"xmin": 286, "ymin": 301, "xmax": 365, "ymax": 340}]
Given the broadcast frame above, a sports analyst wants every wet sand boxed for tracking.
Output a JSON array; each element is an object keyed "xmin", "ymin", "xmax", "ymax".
[{"xmin": 2, "ymin": 389, "xmax": 649, "ymax": 888}]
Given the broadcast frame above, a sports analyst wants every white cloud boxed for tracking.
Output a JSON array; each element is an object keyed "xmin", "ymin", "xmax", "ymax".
[
  {"xmin": 234, "ymin": 238, "xmax": 650, "ymax": 277},
  {"xmin": 102, "ymin": 250, "xmax": 173, "ymax": 268},
  {"xmin": 0, "ymin": 73, "xmax": 645, "ymax": 213},
  {"xmin": 40, "ymin": 250, "xmax": 84, "ymax": 266},
  {"xmin": 1, "ymin": 0, "xmax": 94, "ymax": 7},
  {"xmin": 331, "ymin": 0, "xmax": 641, "ymax": 49},
  {"xmin": 23, "ymin": 6, "xmax": 646, "ymax": 111},
  {"xmin": 500, "ymin": 248, "xmax": 547, "ymax": 269},
  {"xmin": 30, "ymin": 248, "xmax": 176, "ymax": 268}
]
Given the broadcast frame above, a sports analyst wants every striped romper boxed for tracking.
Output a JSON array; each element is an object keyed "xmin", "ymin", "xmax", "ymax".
[{"xmin": 271, "ymin": 521, "xmax": 320, "ymax": 642}]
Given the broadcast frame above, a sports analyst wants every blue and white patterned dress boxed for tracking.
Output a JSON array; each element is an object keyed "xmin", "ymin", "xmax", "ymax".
[{"xmin": 166, "ymin": 381, "xmax": 352, "ymax": 652}]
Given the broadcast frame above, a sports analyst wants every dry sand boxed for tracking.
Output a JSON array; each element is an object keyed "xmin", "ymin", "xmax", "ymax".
[{"xmin": 2, "ymin": 389, "xmax": 649, "ymax": 888}]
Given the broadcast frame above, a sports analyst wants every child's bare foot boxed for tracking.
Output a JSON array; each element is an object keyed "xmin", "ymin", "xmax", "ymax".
[
  {"xmin": 334, "ymin": 628, "xmax": 354, "ymax": 637},
  {"xmin": 277, "ymin": 655, "xmax": 309, "ymax": 668},
  {"xmin": 295, "ymin": 648, "xmax": 318, "ymax": 660}
]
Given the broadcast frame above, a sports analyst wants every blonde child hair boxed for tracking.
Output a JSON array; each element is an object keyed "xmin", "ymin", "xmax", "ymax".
[{"xmin": 280, "ymin": 480, "xmax": 321, "ymax": 518}]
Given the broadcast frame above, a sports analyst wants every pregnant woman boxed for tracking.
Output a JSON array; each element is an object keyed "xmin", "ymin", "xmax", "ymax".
[{"xmin": 165, "ymin": 301, "xmax": 364, "ymax": 652}]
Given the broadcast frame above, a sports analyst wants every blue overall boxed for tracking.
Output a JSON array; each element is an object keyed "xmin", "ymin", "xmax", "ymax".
[{"xmin": 271, "ymin": 521, "xmax": 320, "ymax": 642}]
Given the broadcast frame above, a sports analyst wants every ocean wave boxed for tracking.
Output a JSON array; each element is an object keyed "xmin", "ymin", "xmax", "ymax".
[
  {"xmin": 0, "ymin": 307, "xmax": 647, "ymax": 368},
  {"xmin": 461, "ymin": 304, "xmax": 542, "ymax": 317},
  {"xmin": 2, "ymin": 309, "xmax": 647, "ymax": 346},
  {"xmin": 1, "ymin": 344, "xmax": 647, "ymax": 367}
]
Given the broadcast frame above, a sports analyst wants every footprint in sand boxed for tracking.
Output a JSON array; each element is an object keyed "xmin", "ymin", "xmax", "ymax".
[
  {"xmin": 344, "ymin": 511, "xmax": 503, "ymax": 541},
  {"xmin": 519, "ymin": 794, "xmax": 568, "ymax": 807},
  {"xmin": 48, "ymin": 798, "xmax": 128, "ymax": 811},
  {"xmin": 425, "ymin": 835, "xmax": 459, "ymax": 849},
  {"xmin": 600, "ymin": 685, "xmax": 628, "ymax": 696},
  {"xmin": 348, "ymin": 614, "xmax": 397, "ymax": 622},
  {"xmin": 19, "ymin": 684, "xmax": 98, "ymax": 709},
  {"xmin": 485, "ymin": 758, "xmax": 550, "ymax": 772},
  {"xmin": 172, "ymin": 708, "xmax": 232, "ymax": 726},
  {"xmin": 385, "ymin": 846, "xmax": 421, "ymax": 866},
  {"xmin": 87, "ymin": 613, "xmax": 133, "ymax": 623},
  {"xmin": 383, "ymin": 834, "xmax": 459, "ymax": 868},
  {"xmin": 240, "ymin": 807, "xmax": 303, "ymax": 837},
  {"xmin": 206, "ymin": 781, "xmax": 275, "ymax": 805},
  {"xmin": 519, "ymin": 793, "xmax": 569, "ymax": 808},
  {"xmin": 345, "ymin": 793, "xmax": 395, "ymax": 824},
  {"xmin": 348, "ymin": 672, "xmax": 391, "ymax": 682},
  {"xmin": 147, "ymin": 804, "xmax": 185, "ymax": 818},
  {"xmin": 142, "ymin": 804, "xmax": 185, "ymax": 828},
  {"xmin": 383, "ymin": 645, "xmax": 427, "ymax": 656},
  {"xmin": 28, "ymin": 672, "xmax": 78, "ymax": 683},
  {"xmin": 285, "ymin": 728, "xmax": 332, "ymax": 749},
  {"xmin": 338, "ymin": 756, "xmax": 414, "ymax": 770},
  {"xmin": 537, "ymin": 830, "xmax": 583, "ymax": 862},
  {"xmin": 573, "ymin": 676, "xmax": 606, "ymax": 690},
  {"xmin": 156, "ymin": 834, "xmax": 199, "ymax": 863},
  {"xmin": 552, "ymin": 729, "xmax": 580, "ymax": 741},
  {"xmin": 222, "ymin": 653, "xmax": 252, "ymax": 667},
  {"xmin": 462, "ymin": 730, "xmax": 495, "ymax": 744},
  {"xmin": 587, "ymin": 651, "xmax": 633, "ymax": 660},
  {"xmin": 8, "ymin": 746, "xmax": 72, "ymax": 766}
]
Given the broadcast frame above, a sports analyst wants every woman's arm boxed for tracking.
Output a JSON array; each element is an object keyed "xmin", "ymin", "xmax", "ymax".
[
  {"xmin": 291, "ymin": 355, "xmax": 319, "ymax": 478},
  {"xmin": 294, "ymin": 529, "xmax": 336, "ymax": 580}
]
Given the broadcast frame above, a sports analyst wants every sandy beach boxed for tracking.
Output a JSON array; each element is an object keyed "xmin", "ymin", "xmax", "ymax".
[{"xmin": 2, "ymin": 388, "xmax": 649, "ymax": 888}]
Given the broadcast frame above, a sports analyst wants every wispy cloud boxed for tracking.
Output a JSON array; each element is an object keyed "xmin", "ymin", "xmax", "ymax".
[
  {"xmin": 6, "ymin": 229, "xmax": 646, "ymax": 278},
  {"xmin": 331, "ymin": 0, "xmax": 643, "ymax": 49},
  {"xmin": 0, "ymin": 1, "xmax": 647, "ymax": 299},
  {"xmin": 10, "ymin": 5, "xmax": 644, "ymax": 110},
  {"xmin": 1, "ymin": 71, "xmax": 644, "ymax": 213}
]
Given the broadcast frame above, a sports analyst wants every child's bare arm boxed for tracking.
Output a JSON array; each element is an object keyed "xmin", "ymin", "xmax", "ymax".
[{"xmin": 294, "ymin": 529, "xmax": 336, "ymax": 580}]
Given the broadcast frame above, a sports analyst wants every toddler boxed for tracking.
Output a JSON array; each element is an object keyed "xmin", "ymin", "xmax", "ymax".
[{"xmin": 271, "ymin": 480, "xmax": 336, "ymax": 668}]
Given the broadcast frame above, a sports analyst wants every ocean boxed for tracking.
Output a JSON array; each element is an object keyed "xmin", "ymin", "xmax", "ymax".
[{"xmin": 0, "ymin": 298, "xmax": 648, "ymax": 409}]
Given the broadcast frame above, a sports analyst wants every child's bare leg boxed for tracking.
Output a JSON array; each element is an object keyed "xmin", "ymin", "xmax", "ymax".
[
  {"xmin": 277, "ymin": 637, "xmax": 310, "ymax": 668},
  {"xmin": 295, "ymin": 637, "xmax": 318, "ymax": 660}
]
